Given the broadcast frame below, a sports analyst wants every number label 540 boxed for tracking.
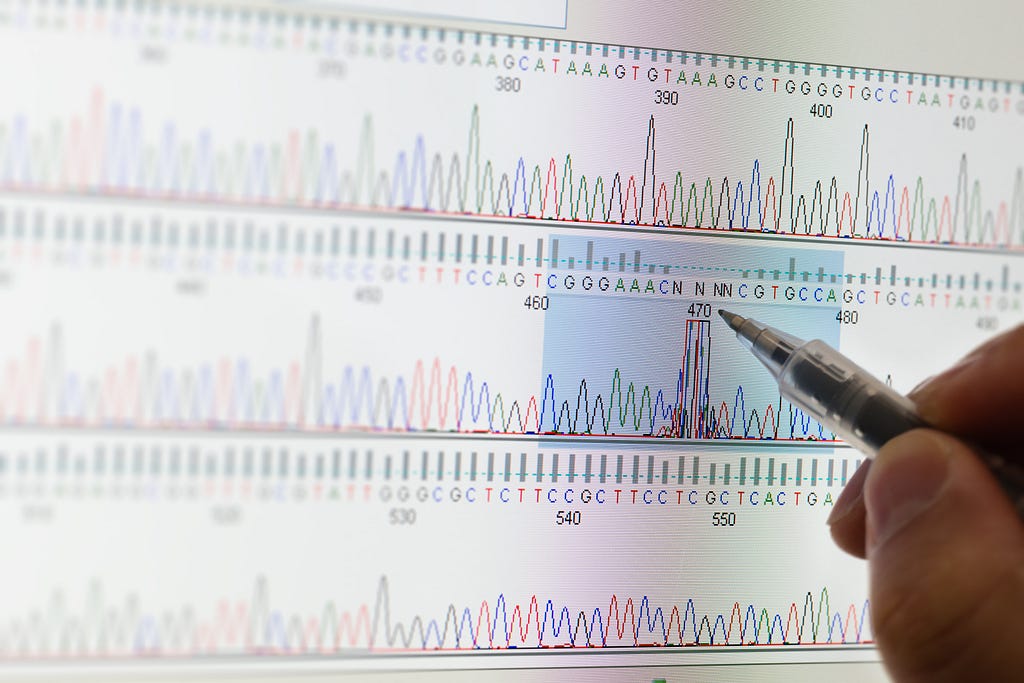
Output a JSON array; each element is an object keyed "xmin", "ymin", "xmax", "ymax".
[{"xmin": 556, "ymin": 510, "xmax": 582, "ymax": 526}]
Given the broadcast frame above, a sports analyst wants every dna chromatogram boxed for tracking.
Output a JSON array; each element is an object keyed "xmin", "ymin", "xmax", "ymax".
[
  {"xmin": 0, "ymin": 0, "xmax": 1021, "ymax": 678},
  {"xmin": 1, "ymin": 94, "xmax": 1021, "ymax": 246}
]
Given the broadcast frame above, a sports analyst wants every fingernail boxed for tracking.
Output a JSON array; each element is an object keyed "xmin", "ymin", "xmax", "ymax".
[
  {"xmin": 827, "ymin": 459, "xmax": 871, "ymax": 526},
  {"xmin": 865, "ymin": 431, "xmax": 952, "ymax": 551},
  {"xmin": 908, "ymin": 374, "xmax": 935, "ymax": 395}
]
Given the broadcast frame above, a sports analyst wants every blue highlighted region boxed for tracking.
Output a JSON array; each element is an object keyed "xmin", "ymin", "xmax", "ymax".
[{"xmin": 538, "ymin": 235, "xmax": 843, "ymax": 440}]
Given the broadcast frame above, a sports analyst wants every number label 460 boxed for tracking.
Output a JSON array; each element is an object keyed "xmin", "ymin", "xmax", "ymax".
[{"xmin": 524, "ymin": 295, "xmax": 550, "ymax": 311}]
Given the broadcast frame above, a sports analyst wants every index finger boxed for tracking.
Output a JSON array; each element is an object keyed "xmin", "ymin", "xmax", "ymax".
[{"xmin": 910, "ymin": 323, "xmax": 1024, "ymax": 452}]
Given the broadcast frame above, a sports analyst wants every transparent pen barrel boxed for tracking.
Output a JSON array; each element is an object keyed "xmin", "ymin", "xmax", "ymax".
[{"xmin": 777, "ymin": 340, "xmax": 925, "ymax": 454}]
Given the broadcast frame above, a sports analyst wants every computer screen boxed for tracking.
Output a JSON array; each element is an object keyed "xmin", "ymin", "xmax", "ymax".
[{"xmin": 0, "ymin": 1, "xmax": 1021, "ymax": 681}]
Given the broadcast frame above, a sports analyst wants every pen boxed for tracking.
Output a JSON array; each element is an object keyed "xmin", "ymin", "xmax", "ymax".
[{"xmin": 718, "ymin": 309, "xmax": 1024, "ymax": 515}]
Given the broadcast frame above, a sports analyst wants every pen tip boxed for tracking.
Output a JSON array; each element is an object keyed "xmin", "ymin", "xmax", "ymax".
[{"xmin": 718, "ymin": 309, "xmax": 744, "ymax": 332}]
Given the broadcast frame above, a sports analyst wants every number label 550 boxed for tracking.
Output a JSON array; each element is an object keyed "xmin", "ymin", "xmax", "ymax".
[{"xmin": 712, "ymin": 512, "xmax": 736, "ymax": 527}]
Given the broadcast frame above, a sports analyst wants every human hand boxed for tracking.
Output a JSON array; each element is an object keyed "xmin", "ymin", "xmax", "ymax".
[{"xmin": 827, "ymin": 324, "xmax": 1024, "ymax": 682}]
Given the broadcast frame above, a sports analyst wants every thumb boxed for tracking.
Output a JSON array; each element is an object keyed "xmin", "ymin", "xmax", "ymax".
[{"xmin": 865, "ymin": 429, "xmax": 1024, "ymax": 682}]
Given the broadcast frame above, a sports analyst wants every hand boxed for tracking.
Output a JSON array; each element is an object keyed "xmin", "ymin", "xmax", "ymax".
[{"xmin": 827, "ymin": 324, "xmax": 1024, "ymax": 682}]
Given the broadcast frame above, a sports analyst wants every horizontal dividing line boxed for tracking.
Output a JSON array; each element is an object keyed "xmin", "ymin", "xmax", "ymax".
[
  {"xmin": 328, "ymin": 644, "xmax": 879, "ymax": 659},
  {"xmin": 0, "ymin": 424, "xmax": 853, "ymax": 450},
  {"xmin": 0, "ymin": 188, "xmax": 1012, "ymax": 258},
  {"xmin": 0, "ymin": 643, "xmax": 878, "ymax": 665},
  {"xmin": 0, "ymin": 658, "xmax": 882, "ymax": 678}
]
